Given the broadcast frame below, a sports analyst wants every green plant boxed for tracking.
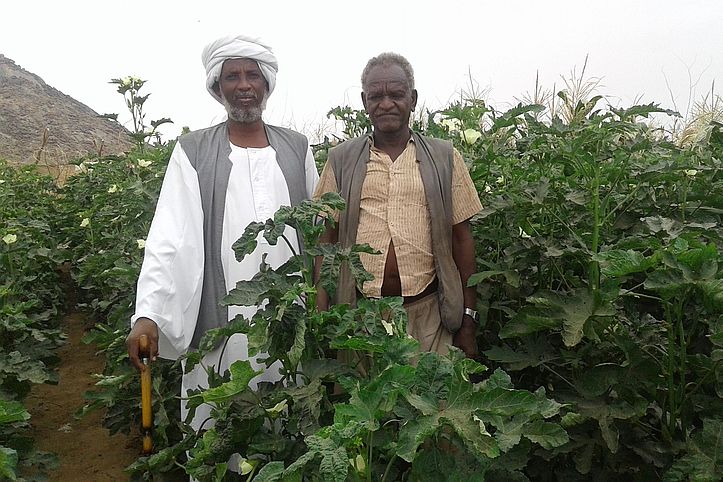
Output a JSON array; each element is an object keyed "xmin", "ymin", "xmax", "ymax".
[
  {"xmin": 127, "ymin": 193, "xmax": 568, "ymax": 481},
  {"xmin": 109, "ymin": 76, "xmax": 172, "ymax": 149},
  {"xmin": 0, "ymin": 161, "xmax": 66, "ymax": 480}
]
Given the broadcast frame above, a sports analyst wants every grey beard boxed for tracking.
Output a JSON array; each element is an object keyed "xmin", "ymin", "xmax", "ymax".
[{"xmin": 222, "ymin": 92, "xmax": 268, "ymax": 123}]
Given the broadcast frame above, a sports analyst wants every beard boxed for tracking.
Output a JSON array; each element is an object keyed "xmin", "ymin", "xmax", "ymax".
[{"xmin": 221, "ymin": 90, "xmax": 268, "ymax": 124}]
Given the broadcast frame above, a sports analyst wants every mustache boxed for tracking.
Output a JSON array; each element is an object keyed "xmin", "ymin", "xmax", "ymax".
[{"xmin": 233, "ymin": 93, "xmax": 257, "ymax": 100}]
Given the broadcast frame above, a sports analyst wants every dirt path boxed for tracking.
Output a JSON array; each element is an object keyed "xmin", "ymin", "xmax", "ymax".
[{"xmin": 25, "ymin": 311, "xmax": 140, "ymax": 481}]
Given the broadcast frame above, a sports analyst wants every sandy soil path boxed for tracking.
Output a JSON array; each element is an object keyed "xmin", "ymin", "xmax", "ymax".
[{"xmin": 25, "ymin": 311, "xmax": 140, "ymax": 481}]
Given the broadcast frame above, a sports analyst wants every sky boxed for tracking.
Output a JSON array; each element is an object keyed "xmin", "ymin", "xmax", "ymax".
[{"xmin": 2, "ymin": 0, "xmax": 722, "ymax": 142}]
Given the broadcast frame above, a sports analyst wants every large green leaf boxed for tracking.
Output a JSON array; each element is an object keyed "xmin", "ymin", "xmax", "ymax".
[
  {"xmin": 284, "ymin": 434, "xmax": 348, "ymax": 481},
  {"xmin": 507, "ymin": 289, "xmax": 616, "ymax": 347},
  {"xmin": 199, "ymin": 360, "xmax": 260, "ymax": 404},
  {"xmin": 319, "ymin": 447, "xmax": 348, "ymax": 482},
  {"xmin": 284, "ymin": 379, "xmax": 324, "ymax": 436},
  {"xmin": 499, "ymin": 309, "xmax": 560, "ymax": 339},
  {"xmin": 334, "ymin": 365, "xmax": 415, "ymax": 431},
  {"xmin": 231, "ymin": 221, "xmax": 265, "ymax": 261},
  {"xmin": 0, "ymin": 400, "xmax": 30, "ymax": 425},
  {"xmin": 522, "ymin": 420, "xmax": 569, "ymax": 449},
  {"xmin": 0, "ymin": 446, "xmax": 18, "ymax": 481},
  {"xmin": 663, "ymin": 418, "xmax": 723, "ymax": 482},
  {"xmin": 254, "ymin": 461, "xmax": 285, "ymax": 481},
  {"xmin": 594, "ymin": 249, "xmax": 655, "ymax": 277},
  {"xmin": 396, "ymin": 363, "xmax": 534, "ymax": 462},
  {"xmin": 701, "ymin": 279, "xmax": 723, "ymax": 311}
]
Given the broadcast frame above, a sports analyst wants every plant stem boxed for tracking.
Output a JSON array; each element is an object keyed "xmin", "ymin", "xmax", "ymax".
[
  {"xmin": 664, "ymin": 302, "xmax": 676, "ymax": 441},
  {"xmin": 367, "ymin": 432, "xmax": 373, "ymax": 482},
  {"xmin": 381, "ymin": 454, "xmax": 397, "ymax": 482},
  {"xmin": 675, "ymin": 298, "xmax": 687, "ymax": 434},
  {"xmin": 541, "ymin": 363, "xmax": 576, "ymax": 390},
  {"xmin": 589, "ymin": 165, "xmax": 601, "ymax": 292},
  {"xmin": 280, "ymin": 233, "xmax": 299, "ymax": 258}
]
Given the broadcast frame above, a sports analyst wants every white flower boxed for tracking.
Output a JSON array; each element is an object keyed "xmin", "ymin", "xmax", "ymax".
[
  {"xmin": 484, "ymin": 184, "xmax": 492, "ymax": 193},
  {"xmin": 519, "ymin": 227, "xmax": 532, "ymax": 239},
  {"xmin": 440, "ymin": 117, "xmax": 462, "ymax": 133},
  {"xmin": 107, "ymin": 184, "xmax": 118, "ymax": 193},
  {"xmin": 2, "ymin": 234, "xmax": 17, "ymax": 245},
  {"xmin": 265, "ymin": 399, "xmax": 288, "ymax": 415},
  {"xmin": 684, "ymin": 169, "xmax": 698, "ymax": 177},
  {"xmin": 0, "ymin": 179, "xmax": 5, "ymax": 184},
  {"xmin": 137, "ymin": 159, "xmax": 152, "ymax": 168},
  {"xmin": 239, "ymin": 458, "xmax": 254, "ymax": 475},
  {"xmin": 136, "ymin": 239, "xmax": 146, "ymax": 249},
  {"xmin": 381, "ymin": 320, "xmax": 394, "ymax": 336},
  {"xmin": 462, "ymin": 128, "xmax": 482, "ymax": 145},
  {"xmin": 80, "ymin": 218, "xmax": 90, "ymax": 228},
  {"xmin": 495, "ymin": 175, "xmax": 505, "ymax": 184}
]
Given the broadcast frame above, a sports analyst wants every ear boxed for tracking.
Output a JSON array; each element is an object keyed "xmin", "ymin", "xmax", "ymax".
[
  {"xmin": 212, "ymin": 81, "xmax": 221, "ymax": 98},
  {"xmin": 361, "ymin": 91, "xmax": 368, "ymax": 111},
  {"xmin": 411, "ymin": 89, "xmax": 418, "ymax": 111}
]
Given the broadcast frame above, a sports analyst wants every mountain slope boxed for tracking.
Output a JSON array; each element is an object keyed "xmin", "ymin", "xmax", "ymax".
[{"xmin": 0, "ymin": 54, "xmax": 133, "ymax": 165}]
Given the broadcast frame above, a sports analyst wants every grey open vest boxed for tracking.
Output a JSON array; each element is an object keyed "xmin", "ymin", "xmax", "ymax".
[
  {"xmin": 328, "ymin": 132, "xmax": 465, "ymax": 334},
  {"xmin": 178, "ymin": 122, "xmax": 309, "ymax": 348}
]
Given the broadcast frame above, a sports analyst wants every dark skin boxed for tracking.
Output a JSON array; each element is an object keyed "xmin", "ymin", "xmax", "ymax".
[
  {"xmin": 126, "ymin": 58, "xmax": 271, "ymax": 371},
  {"xmin": 316, "ymin": 63, "xmax": 478, "ymax": 358}
]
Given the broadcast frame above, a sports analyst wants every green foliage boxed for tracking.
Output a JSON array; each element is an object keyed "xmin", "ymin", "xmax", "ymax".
[
  {"xmin": 17, "ymin": 76, "xmax": 721, "ymax": 481},
  {"xmin": 55, "ymin": 145, "xmax": 185, "ymax": 468},
  {"xmin": 443, "ymin": 97, "xmax": 723, "ymax": 478},
  {"xmin": 0, "ymin": 161, "xmax": 65, "ymax": 480},
  {"xmin": 109, "ymin": 76, "xmax": 173, "ymax": 148},
  {"xmin": 135, "ymin": 194, "xmax": 566, "ymax": 482}
]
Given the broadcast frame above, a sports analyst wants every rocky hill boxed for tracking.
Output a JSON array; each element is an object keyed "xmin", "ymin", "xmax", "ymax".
[{"xmin": 0, "ymin": 54, "xmax": 133, "ymax": 166}]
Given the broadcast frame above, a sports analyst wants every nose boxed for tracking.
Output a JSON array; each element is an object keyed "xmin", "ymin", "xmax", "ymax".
[
  {"xmin": 378, "ymin": 95, "xmax": 395, "ymax": 110},
  {"xmin": 236, "ymin": 74, "xmax": 252, "ymax": 91}
]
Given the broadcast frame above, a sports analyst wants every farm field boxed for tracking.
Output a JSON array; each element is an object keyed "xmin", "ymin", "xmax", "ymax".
[{"xmin": 1, "ymin": 79, "xmax": 722, "ymax": 481}]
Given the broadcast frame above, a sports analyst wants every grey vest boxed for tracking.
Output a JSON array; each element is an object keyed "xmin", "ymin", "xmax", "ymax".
[
  {"xmin": 178, "ymin": 122, "xmax": 309, "ymax": 348},
  {"xmin": 328, "ymin": 132, "xmax": 465, "ymax": 334}
]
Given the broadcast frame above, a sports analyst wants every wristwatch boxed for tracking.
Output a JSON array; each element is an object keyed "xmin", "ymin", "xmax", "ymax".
[{"xmin": 463, "ymin": 307, "xmax": 480, "ymax": 323}]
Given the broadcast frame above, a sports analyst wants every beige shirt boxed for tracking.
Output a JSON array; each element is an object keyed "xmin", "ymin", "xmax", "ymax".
[{"xmin": 314, "ymin": 137, "xmax": 482, "ymax": 297}]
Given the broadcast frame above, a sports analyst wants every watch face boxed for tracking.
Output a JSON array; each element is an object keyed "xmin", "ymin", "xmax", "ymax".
[{"xmin": 465, "ymin": 308, "xmax": 479, "ymax": 322}]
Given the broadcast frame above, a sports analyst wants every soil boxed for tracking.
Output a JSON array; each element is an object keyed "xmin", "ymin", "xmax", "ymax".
[{"xmin": 25, "ymin": 311, "xmax": 141, "ymax": 481}]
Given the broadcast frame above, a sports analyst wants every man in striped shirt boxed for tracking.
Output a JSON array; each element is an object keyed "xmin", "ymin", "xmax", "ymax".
[{"xmin": 314, "ymin": 52, "xmax": 482, "ymax": 358}]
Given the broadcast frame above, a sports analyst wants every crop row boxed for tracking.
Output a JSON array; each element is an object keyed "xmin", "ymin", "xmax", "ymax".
[{"xmin": 2, "ymin": 89, "xmax": 722, "ymax": 481}]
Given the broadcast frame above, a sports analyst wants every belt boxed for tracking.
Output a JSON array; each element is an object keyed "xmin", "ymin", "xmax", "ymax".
[
  {"xmin": 357, "ymin": 278, "xmax": 438, "ymax": 304},
  {"xmin": 402, "ymin": 278, "xmax": 438, "ymax": 304}
]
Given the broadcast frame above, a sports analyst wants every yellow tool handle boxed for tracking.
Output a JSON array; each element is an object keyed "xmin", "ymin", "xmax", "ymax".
[{"xmin": 139, "ymin": 334, "xmax": 153, "ymax": 454}]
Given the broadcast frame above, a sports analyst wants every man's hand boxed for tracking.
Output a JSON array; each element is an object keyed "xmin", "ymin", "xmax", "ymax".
[
  {"xmin": 126, "ymin": 317, "xmax": 159, "ymax": 371},
  {"xmin": 452, "ymin": 316, "xmax": 478, "ymax": 359}
]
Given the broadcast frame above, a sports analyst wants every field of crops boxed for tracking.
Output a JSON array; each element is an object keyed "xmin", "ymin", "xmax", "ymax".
[{"xmin": 1, "ymin": 81, "xmax": 722, "ymax": 481}]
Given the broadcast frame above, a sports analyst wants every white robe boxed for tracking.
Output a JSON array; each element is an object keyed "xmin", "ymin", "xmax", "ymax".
[{"xmin": 132, "ymin": 140, "xmax": 318, "ymax": 431}]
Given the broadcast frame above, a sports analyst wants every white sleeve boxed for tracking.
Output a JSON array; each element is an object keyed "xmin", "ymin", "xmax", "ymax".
[
  {"xmin": 131, "ymin": 143, "xmax": 204, "ymax": 360},
  {"xmin": 304, "ymin": 147, "xmax": 320, "ymax": 198}
]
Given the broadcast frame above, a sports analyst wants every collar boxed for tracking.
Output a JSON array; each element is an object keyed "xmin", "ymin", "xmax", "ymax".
[{"xmin": 367, "ymin": 133, "xmax": 416, "ymax": 150}]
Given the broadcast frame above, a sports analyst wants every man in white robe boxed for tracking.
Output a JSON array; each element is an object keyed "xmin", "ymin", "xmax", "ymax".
[{"xmin": 126, "ymin": 35, "xmax": 319, "ymax": 434}]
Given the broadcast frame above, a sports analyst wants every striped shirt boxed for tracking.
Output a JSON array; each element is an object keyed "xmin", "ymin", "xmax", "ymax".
[{"xmin": 314, "ymin": 137, "xmax": 482, "ymax": 297}]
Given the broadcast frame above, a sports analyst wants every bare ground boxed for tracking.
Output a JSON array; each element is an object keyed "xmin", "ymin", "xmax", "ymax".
[{"xmin": 25, "ymin": 311, "xmax": 140, "ymax": 481}]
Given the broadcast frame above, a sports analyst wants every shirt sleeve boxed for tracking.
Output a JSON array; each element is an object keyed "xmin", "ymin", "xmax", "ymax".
[
  {"xmin": 451, "ymin": 148, "xmax": 483, "ymax": 225},
  {"xmin": 131, "ymin": 143, "xmax": 205, "ymax": 360}
]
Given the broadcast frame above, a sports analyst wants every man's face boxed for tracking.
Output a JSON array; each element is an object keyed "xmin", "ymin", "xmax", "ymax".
[
  {"xmin": 362, "ymin": 64, "xmax": 417, "ymax": 135},
  {"xmin": 215, "ymin": 58, "xmax": 268, "ymax": 123}
]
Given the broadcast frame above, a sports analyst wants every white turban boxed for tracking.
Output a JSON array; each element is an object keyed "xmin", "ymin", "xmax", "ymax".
[{"xmin": 201, "ymin": 34, "xmax": 278, "ymax": 104}]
